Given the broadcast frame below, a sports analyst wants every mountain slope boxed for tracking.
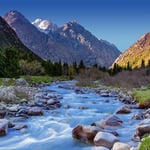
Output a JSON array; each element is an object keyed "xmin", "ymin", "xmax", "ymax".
[
  {"xmin": 113, "ymin": 33, "xmax": 150, "ymax": 69},
  {"xmin": 0, "ymin": 16, "xmax": 44, "ymax": 77},
  {"xmin": 0, "ymin": 16, "xmax": 41, "ymax": 60},
  {"xmin": 4, "ymin": 10, "xmax": 121, "ymax": 67}
]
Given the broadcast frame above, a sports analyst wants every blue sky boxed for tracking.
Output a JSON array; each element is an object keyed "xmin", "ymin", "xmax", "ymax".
[{"xmin": 0, "ymin": 0, "xmax": 150, "ymax": 51}]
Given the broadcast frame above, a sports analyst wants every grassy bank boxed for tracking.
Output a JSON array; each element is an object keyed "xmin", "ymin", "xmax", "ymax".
[
  {"xmin": 0, "ymin": 76, "xmax": 70, "ymax": 86},
  {"xmin": 132, "ymin": 88, "xmax": 150, "ymax": 108}
]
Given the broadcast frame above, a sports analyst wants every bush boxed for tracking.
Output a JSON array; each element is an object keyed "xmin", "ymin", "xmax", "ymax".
[
  {"xmin": 19, "ymin": 60, "xmax": 45, "ymax": 75},
  {"xmin": 102, "ymin": 68, "xmax": 150, "ymax": 89},
  {"xmin": 75, "ymin": 68, "xmax": 108, "ymax": 86}
]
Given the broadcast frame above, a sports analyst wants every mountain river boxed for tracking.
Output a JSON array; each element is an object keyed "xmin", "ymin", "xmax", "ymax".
[{"xmin": 0, "ymin": 81, "xmax": 143, "ymax": 150}]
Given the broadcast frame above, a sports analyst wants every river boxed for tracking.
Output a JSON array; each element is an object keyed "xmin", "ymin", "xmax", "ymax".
[{"xmin": 0, "ymin": 81, "xmax": 143, "ymax": 150}]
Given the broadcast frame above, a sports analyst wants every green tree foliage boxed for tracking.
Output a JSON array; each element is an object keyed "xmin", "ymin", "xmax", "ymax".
[
  {"xmin": 0, "ymin": 47, "xmax": 20, "ymax": 77},
  {"xmin": 78, "ymin": 60, "xmax": 85, "ymax": 69}
]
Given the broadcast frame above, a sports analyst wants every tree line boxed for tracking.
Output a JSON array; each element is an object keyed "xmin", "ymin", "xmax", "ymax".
[{"xmin": 1, "ymin": 47, "xmax": 150, "ymax": 78}]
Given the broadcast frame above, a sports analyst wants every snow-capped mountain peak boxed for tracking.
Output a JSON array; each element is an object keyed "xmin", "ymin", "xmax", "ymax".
[{"xmin": 32, "ymin": 18, "xmax": 58, "ymax": 33}]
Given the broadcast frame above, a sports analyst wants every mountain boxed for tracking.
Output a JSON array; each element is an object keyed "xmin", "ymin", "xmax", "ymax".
[
  {"xmin": 0, "ymin": 16, "xmax": 43, "ymax": 77},
  {"xmin": 50, "ymin": 21, "xmax": 120, "ymax": 67},
  {"xmin": 112, "ymin": 33, "xmax": 150, "ymax": 69},
  {"xmin": 0, "ymin": 16, "xmax": 39, "ymax": 59},
  {"xmin": 32, "ymin": 18, "xmax": 58, "ymax": 33},
  {"xmin": 4, "ymin": 10, "xmax": 121, "ymax": 67}
]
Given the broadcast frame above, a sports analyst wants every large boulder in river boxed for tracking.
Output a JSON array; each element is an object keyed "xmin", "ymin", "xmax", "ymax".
[
  {"xmin": 28, "ymin": 107, "xmax": 44, "ymax": 116},
  {"xmin": 112, "ymin": 142, "xmax": 130, "ymax": 150},
  {"xmin": 72, "ymin": 125, "xmax": 100, "ymax": 144},
  {"xmin": 0, "ymin": 119, "xmax": 9, "ymax": 136},
  {"xmin": 94, "ymin": 131, "xmax": 119, "ymax": 148},
  {"xmin": 92, "ymin": 115, "xmax": 123, "ymax": 129}
]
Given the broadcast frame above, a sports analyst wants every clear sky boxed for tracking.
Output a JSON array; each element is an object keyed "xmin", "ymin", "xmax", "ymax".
[{"xmin": 0, "ymin": 0, "xmax": 150, "ymax": 51}]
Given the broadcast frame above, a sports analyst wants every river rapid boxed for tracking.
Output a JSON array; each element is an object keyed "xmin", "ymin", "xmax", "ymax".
[{"xmin": 0, "ymin": 81, "xmax": 143, "ymax": 150}]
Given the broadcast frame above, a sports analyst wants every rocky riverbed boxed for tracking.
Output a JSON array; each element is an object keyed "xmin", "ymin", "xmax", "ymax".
[{"xmin": 0, "ymin": 79, "xmax": 149, "ymax": 150}]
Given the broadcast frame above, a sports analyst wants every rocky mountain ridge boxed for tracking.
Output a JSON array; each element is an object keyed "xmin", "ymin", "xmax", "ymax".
[{"xmin": 3, "ymin": 10, "xmax": 121, "ymax": 67}]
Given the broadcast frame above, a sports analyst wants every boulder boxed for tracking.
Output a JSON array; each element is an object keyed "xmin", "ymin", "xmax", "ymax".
[
  {"xmin": 139, "ymin": 100, "xmax": 150, "ymax": 109},
  {"xmin": 13, "ymin": 124, "xmax": 27, "ymax": 130},
  {"xmin": 92, "ymin": 146, "xmax": 109, "ymax": 150},
  {"xmin": 15, "ymin": 78, "xmax": 29, "ymax": 86},
  {"xmin": 92, "ymin": 115, "xmax": 123, "ymax": 129},
  {"xmin": 132, "ymin": 112, "xmax": 145, "ymax": 120},
  {"xmin": 28, "ymin": 107, "xmax": 44, "ymax": 116},
  {"xmin": 0, "ymin": 110, "xmax": 6, "ymax": 119},
  {"xmin": 94, "ymin": 131, "xmax": 119, "ymax": 148},
  {"xmin": 112, "ymin": 142, "xmax": 130, "ymax": 150},
  {"xmin": 116, "ymin": 106, "xmax": 131, "ymax": 114},
  {"xmin": 136, "ymin": 124, "xmax": 150, "ymax": 138},
  {"xmin": 72, "ymin": 125, "xmax": 100, "ymax": 144},
  {"xmin": 0, "ymin": 119, "xmax": 9, "ymax": 136}
]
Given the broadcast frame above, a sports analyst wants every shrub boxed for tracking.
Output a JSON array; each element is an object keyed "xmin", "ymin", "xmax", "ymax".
[
  {"xmin": 19, "ymin": 60, "xmax": 45, "ymax": 75},
  {"xmin": 75, "ymin": 68, "xmax": 108, "ymax": 86}
]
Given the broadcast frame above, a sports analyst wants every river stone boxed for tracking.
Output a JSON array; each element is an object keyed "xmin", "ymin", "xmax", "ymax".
[
  {"xmin": 116, "ymin": 106, "xmax": 131, "ymax": 114},
  {"xmin": 0, "ymin": 119, "xmax": 9, "ymax": 136},
  {"xmin": 7, "ymin": 105, "xmax": 19, "ymax": 112},
  {"xmin": 139, "ymin": 100, "xmax": 150, "ymax": 109},
  {"xmin": 28, "ymin": 107, "xmax": 44, "ymax": 116},
  {"xmin": 92, "ymin": 115, "xmax": 123, "ymax": 129},
  {"xmin": 136, "ymin": 124, "xmax": 150, "ymax": 138},
  {"xmin": 112, "ymin": 142, "xmax": 130, "ymax": 150},
  {"xmin": 94, "ymin": 131, "xmax": 119, "ymax": 148},
  {"xmin": 132, "ymin": 112, "xmax": 145, "ymax": 120},
  {"xmin": 0, "ymin": 110, "xmax": 6, "ymax": 119},
  {"xmin": 72, "ymin": 125, "xmax": 100, "ymax": 144},
  {"xmin": 13, "ymin": 124, "xmax": 27, "ymax": 130},
  {"xmin": 92, "ymin": 146, "xmax": 109, "ymax": 150},
  {"xmin": 15, "ymin": 78, "xmax": 29, "ymax": 86}
]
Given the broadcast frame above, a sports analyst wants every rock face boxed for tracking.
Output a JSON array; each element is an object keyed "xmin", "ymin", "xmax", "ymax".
[
  {"xmin": 4, "ymin": 10, "xmax": 120, "ymax": 67},
  {"xmin": 112, "ymin": 32, "xmax": 150, "ymax": 69}
]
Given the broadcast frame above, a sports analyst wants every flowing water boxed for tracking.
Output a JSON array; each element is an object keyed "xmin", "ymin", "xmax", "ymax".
[{"xmin": 0, "ymin": 81, "xmax": 143, "ymax": 150}]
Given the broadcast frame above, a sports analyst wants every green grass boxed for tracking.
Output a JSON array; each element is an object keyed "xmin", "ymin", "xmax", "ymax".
[
  {"xmin": 22, "ymin": 75, "xmax": 70, "ymax": 85},
  {"xmin": 22, "ymin": 76, "xmax": 53, "ymax": 84},
  {"xmin": 139, "ymin": 137, "xmax": 150, "ymax": 150},
  {"xmin": 132, "ymin": 89, "xmax": 150, "ymax": 103}
]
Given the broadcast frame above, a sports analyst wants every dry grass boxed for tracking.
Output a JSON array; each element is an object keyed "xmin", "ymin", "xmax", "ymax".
[
  {"xmin": 75, "ymin": 68, "xmax": 108, "ymax": 87},
  {"xmin": 102, "ymin": 68, "xmax": 150, "ymax": 89}
]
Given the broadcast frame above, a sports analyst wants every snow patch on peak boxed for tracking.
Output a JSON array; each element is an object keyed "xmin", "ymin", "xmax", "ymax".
[{"xmin": 32, "ymin": 18, "xmax": 58, "ymax": 33}]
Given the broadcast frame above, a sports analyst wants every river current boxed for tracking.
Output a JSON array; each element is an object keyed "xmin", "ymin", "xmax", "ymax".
[{"xmin": 0, "ymin": 81, "xmax": 143, "ymax": 150}]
